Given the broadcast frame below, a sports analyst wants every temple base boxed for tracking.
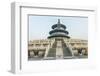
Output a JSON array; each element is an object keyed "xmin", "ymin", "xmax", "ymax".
[{"xmin": 44, "ymin": 37, "xmax": 74, "ymax": 59}]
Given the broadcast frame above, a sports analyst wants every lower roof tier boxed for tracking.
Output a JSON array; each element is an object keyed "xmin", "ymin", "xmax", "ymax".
[
  {"xmin": 49, "ymin": 29, "xmax": 69, "ymax": 35},
  {"xmin": 48, "ymin": 34, "xmax": 70, "ymax": 39}
]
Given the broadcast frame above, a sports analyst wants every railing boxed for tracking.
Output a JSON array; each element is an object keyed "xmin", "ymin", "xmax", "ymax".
[
  {"xmin": 44, "ymin": 45, "xmax": 50, "ymax": 58},
  {"xmin": 28, "ymin": 46, "xmax": 46, "ymax": 50}
]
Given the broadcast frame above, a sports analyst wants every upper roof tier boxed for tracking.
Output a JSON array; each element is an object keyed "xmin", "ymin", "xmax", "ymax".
[{"xmin": 52, "ymin": 19, "xmax": 66, "ymax": 29}]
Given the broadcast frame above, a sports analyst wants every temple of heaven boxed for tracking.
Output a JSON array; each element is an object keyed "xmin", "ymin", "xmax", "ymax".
[
  {"xmin": 45, "ymin": 19, "xmax": 73, "ymax": 59},
  {"xmin": 48, "ymin": 19, "xmax": 70, "ymax": 39}
]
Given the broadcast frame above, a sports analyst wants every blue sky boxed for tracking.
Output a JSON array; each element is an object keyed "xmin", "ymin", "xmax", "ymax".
[{"xmin": 29, "ymin": 15, "xmax": 88, "ymax": 40}]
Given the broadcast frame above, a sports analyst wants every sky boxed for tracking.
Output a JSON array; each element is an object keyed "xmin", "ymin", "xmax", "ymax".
[{"xmin": 29, "ymin": 15, "xmax": 88, "ymax": 40}]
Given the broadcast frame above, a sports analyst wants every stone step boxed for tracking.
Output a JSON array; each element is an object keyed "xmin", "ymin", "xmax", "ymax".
[
  {"xmin": 47, "ymin": 48, "xmax": 56, "ymax": 57},
  {"xmin": 63, "ymin": 47, "xmax": 72, "ymax": 56}
]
